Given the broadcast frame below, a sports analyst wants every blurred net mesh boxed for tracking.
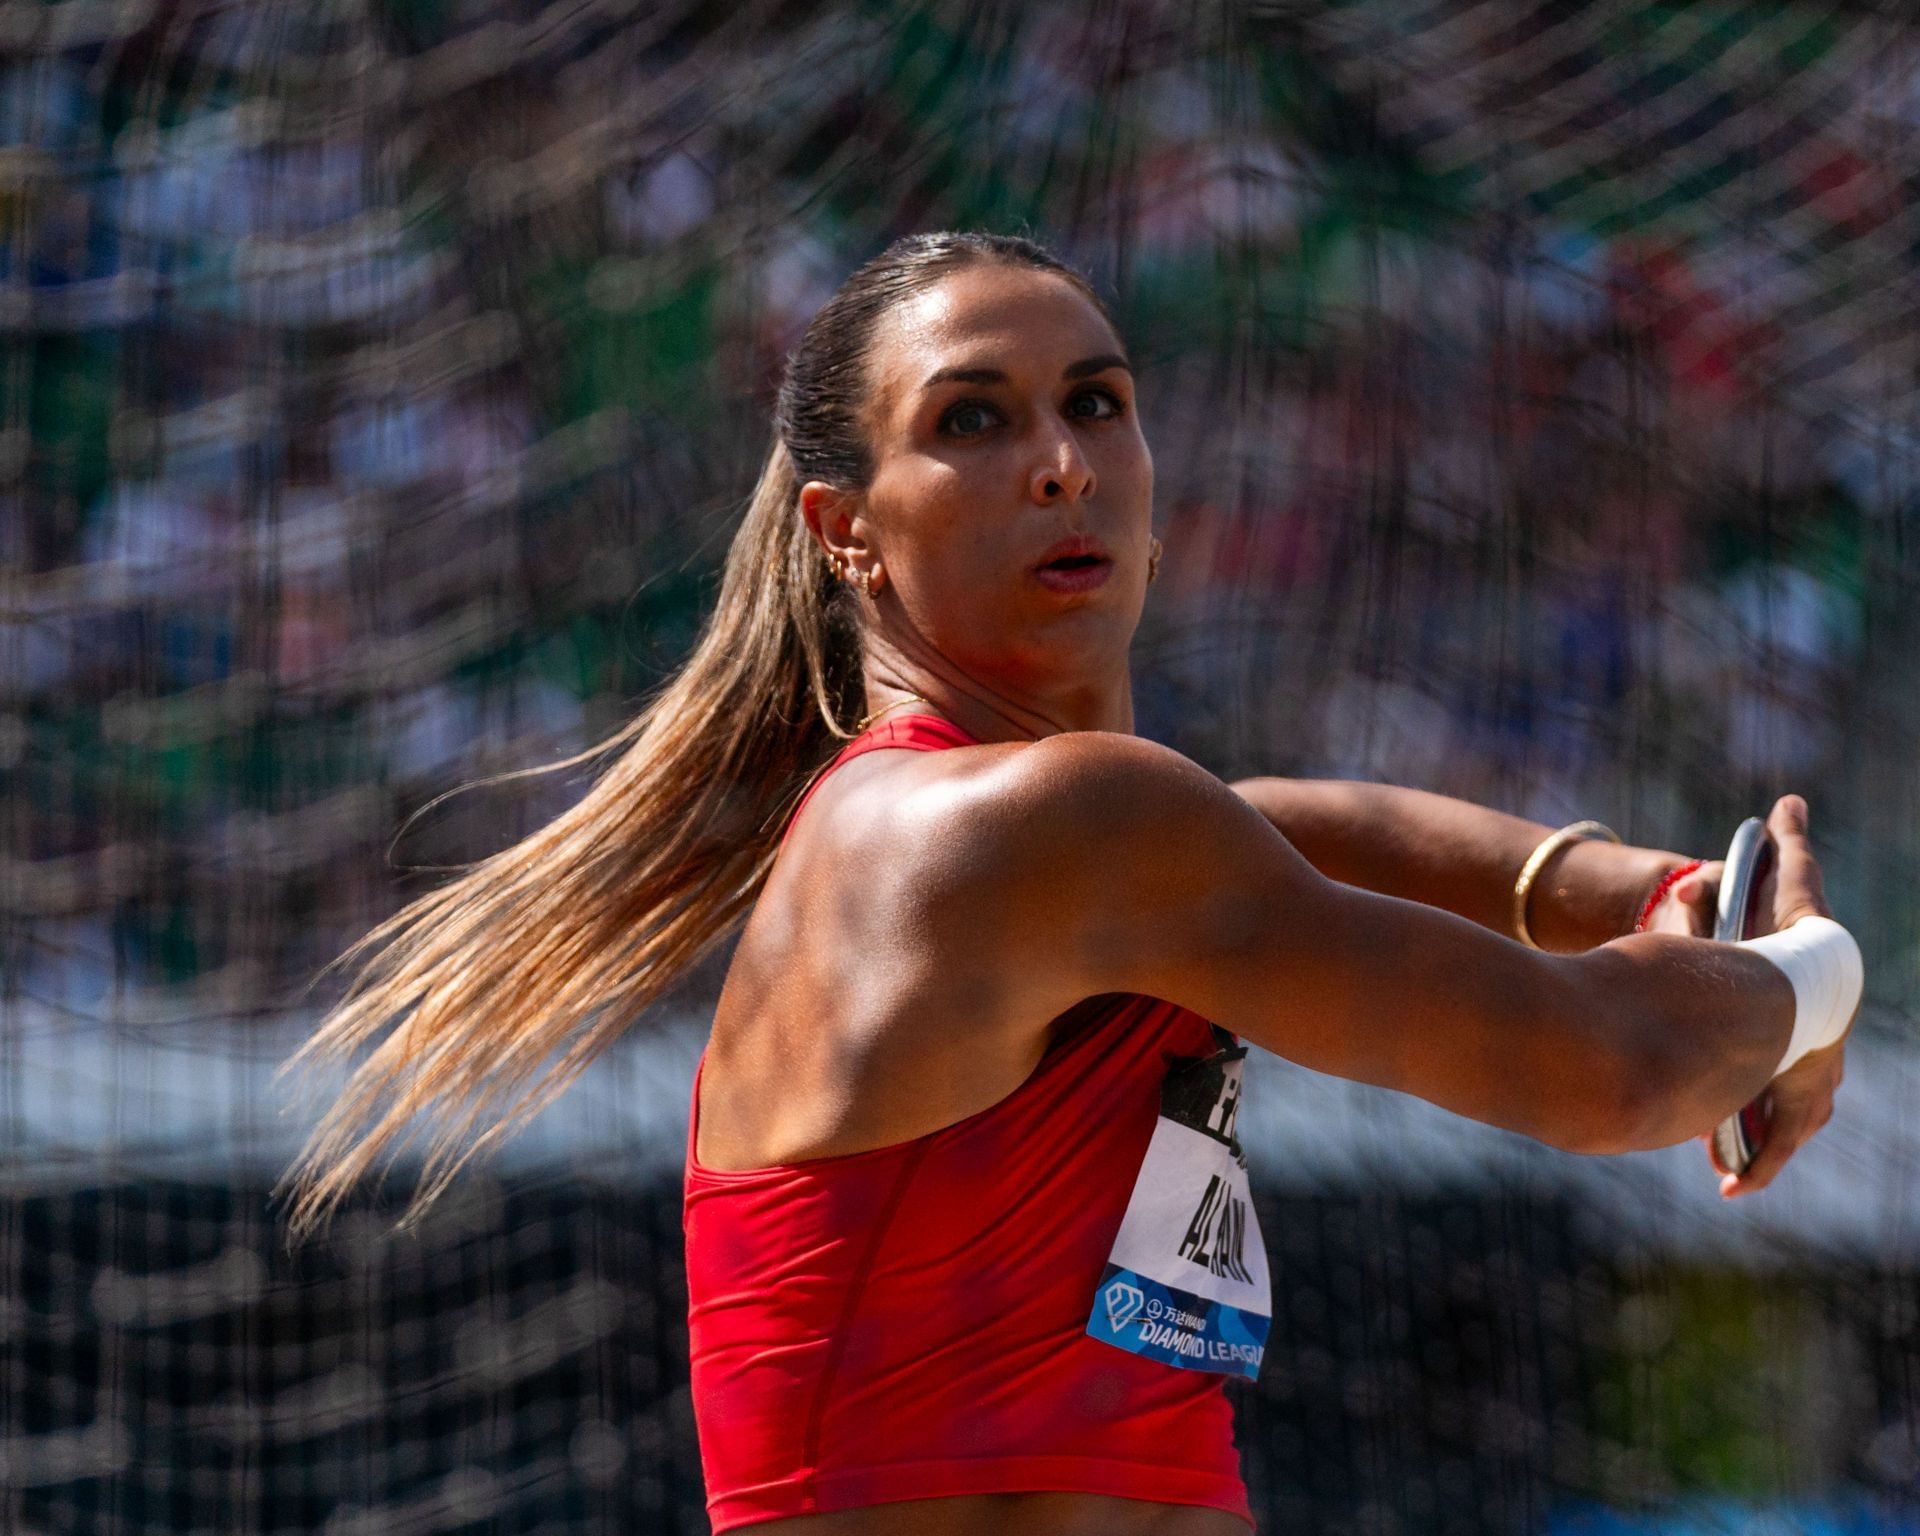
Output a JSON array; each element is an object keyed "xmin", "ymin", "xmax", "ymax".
[{"xmin": 3, "ymin": 0, "xmax": 1918, "ymax": 1532}]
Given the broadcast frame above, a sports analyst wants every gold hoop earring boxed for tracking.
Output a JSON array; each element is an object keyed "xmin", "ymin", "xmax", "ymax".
[
  {"xmin": 1147, "ymin": 537, "xmax": 1163, "ymax": 584},
  {"xmin": 857, "ymin": 566, "xmax": 876, "ymax": 598}
]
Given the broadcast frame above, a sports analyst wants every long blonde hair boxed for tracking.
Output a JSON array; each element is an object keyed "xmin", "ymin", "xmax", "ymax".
[{"xmin": 280, "ymin": 232, "xmax": 1109, "ymax": 1238}]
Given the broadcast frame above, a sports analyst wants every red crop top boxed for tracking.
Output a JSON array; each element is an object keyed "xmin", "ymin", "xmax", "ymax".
[{"xmin": 683, "ymin": 714, "xmax": 1265, "ymax": 1532}]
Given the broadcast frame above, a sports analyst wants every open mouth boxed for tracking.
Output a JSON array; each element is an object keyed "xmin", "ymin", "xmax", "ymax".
[{"xmin": 1033, "ymin": 553, "xmax": 1115, "ymax": 591}]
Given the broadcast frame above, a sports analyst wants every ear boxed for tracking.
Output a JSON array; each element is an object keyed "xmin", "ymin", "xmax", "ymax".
[{"xmin": 799, "ymin": 479, "xmax": 866, "ymax": 567}]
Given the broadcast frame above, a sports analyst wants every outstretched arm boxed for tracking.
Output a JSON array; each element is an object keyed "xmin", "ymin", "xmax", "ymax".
[
  {"xmin": 1229, "ymin": 777, "xmax": 1701, "ymax": 951},
  {"xmin": 912, "ymin": 735, "xmax": 1803, "ymax": 1160}
]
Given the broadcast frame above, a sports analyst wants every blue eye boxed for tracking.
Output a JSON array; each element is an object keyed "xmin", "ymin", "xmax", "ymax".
[{"xmin": 939, "ymin": 400, "xmax": 1001, "ymax": 438}]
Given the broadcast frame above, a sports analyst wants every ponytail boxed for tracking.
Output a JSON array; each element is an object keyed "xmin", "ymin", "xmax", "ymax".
[
  {"xmin": 282, "ymin": 230, "xmax": 1106, "ymax": 1237},
  {"xmin": 279, "ymin": 437, "xmax": 861, "ymax": 1238}
]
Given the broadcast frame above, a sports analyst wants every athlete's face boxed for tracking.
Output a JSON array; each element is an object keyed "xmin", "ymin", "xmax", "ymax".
[{"xmin": 803, "ymin": 263, "xmax": 1154, "ymax": 708}]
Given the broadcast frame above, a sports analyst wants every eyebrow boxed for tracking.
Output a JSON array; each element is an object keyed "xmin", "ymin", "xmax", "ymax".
[{"xmin": 919, "ymin": 353, "xmax": 1132, "ymax": 392}]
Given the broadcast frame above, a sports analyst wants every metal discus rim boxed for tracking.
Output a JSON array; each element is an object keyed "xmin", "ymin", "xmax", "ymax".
[
  {"xmin": 1713, "ymin": 817, "xmax": 1774, "ymax": 945},
  {"xmin": 1710, "ymin": 817, "xmax": 1776, "ymax": 1177}
]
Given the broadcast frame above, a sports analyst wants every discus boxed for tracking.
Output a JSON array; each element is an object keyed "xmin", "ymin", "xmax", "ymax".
[{"xmin": 1709, "ymin": 816, "xmax": 1776, "ymax": 1177}]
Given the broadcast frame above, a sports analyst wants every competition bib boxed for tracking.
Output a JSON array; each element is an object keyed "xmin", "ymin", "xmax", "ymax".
[{"xmin": 1084, "ymin": 1026, "xmax": 1270, "ymax": 1380}]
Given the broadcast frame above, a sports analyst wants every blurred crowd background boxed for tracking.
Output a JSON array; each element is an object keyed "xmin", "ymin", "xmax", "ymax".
[{"xmin": 3, "ymin": 1, "xmax": 1917, "ymax": 1533}]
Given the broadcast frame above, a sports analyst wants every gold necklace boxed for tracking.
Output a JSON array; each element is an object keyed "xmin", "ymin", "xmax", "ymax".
[{"xmin": 856, "ymin": 693, "xmax": 936, "ymax": 731}]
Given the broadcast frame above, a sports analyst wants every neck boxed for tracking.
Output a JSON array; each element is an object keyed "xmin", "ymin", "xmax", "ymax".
[{"xmin": 859, "ymin": 672, "xmax": 1134, "ymax": 744}]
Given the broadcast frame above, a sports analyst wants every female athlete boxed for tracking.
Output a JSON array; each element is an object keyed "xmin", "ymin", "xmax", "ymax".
[{"xmin": 283, "ymin": 232, "xmax": 1862, "ymax": 1535}]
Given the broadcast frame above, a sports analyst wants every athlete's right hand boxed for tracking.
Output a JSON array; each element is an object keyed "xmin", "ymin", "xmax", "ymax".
[{"xmin": 1630, "ymin": 794, "xmax": 1824, "ymax": 944}]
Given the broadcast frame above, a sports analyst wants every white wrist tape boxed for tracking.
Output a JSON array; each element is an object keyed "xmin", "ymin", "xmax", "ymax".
[{"xmin": 1738, "ymin": 915, "xmax": 1863, "ymax": 1076}]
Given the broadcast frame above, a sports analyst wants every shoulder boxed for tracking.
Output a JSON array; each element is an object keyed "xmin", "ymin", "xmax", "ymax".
[
  {"xmin": 794, "ymin": 730, "xmax": 1200, "ymax": 873},
  {"xmin": 895, "ymin": 729, "xmax": 1267, "ymax": 879},
  {"xmin": 895, "ymin": 729, "xmax": 1224, "ymax": 843},
  {"xmin": 783, "ymin": 728, "xmax": 1313, "ymax": 1027},
  {"xmin": 886, "ymin": 731, "xmax": 1306, "ymax": 1002}
]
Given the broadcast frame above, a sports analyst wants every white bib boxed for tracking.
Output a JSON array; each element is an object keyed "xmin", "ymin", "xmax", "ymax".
[{"xmin": 1084, "ymin": 1026, "xmax": 1271, "ymax": 1380}]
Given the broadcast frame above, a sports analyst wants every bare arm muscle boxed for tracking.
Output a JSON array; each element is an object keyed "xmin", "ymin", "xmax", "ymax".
[
  {"xmin": 1229, "ymin": 777, "xmax": 1689, "ymax": 951},
  {"xmin": 909, "ymin": 733, "xmax": 1794, "ymax": 1156}
]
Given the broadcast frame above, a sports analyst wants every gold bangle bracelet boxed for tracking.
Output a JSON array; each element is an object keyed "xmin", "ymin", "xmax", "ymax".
[{"xmin": 1512, "ymin": 819, "xmax": 1622, "ymax": 950}]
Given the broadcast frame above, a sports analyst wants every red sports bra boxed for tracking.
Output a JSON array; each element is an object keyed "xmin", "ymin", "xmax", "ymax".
[{"xmin": 683, "ymin": 713, "xmax": 1266, "ymax": 1532}]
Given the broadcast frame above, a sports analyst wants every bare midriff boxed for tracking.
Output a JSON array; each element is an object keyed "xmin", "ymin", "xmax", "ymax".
[{"xmin": 740, "ymin": 1492, "xmax": 1254, "ymax": 1536}]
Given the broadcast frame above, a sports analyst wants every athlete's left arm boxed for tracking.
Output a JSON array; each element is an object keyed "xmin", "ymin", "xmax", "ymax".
[{"xmin": 1228, "ymin": 777, "xmax": 1711, "ymax": 951}]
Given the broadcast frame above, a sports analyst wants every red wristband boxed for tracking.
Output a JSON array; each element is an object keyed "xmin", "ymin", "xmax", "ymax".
[{"xmin": 1632, "ymin": 858, "xmax": 1705, "ymax": 934}]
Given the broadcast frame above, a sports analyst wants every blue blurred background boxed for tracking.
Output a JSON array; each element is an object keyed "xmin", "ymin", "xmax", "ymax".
[{"xmin": 3, "ymin": 1, "xmax": 1917, "ymax": 1532}]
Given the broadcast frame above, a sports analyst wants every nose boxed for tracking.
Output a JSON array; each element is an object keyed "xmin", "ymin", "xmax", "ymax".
[{"xmin": 1028, "ymin": 422, "xmax": 1096, "ymax": 505}]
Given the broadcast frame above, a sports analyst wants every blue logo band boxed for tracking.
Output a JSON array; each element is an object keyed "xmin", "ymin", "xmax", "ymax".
[{"xmin": 1085, "ymin": 1263, "xmax": 1268, "ymax": 1380}]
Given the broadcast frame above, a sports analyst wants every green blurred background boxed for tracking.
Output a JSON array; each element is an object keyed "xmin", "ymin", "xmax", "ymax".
[{"xmin": 3, "ymin": 1, "xmax": 1916, "ymax": 1532}]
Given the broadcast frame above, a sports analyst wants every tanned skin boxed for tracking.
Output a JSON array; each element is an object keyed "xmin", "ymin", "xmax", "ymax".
[{"xmin": 696, "ymin": 265, "xmax": 1849, "ymax": 1536}]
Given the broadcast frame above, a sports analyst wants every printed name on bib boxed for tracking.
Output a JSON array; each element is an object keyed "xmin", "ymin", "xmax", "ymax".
[{"xmin": 1084, "ymin": 1026, "xmax": 1270, "ymax": 1380}]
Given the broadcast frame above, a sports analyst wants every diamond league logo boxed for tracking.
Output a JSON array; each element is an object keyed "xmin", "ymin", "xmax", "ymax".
[{"xmin": 1103, "ymin": 1279, "xmax": 1146, "ymax": 1331}]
